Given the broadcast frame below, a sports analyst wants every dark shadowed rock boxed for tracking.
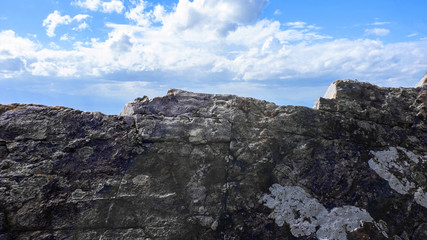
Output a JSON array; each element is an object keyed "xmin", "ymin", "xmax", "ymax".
[{"xmin": 0, "ymin": 79, "xmax": 426, "ymax": 239}]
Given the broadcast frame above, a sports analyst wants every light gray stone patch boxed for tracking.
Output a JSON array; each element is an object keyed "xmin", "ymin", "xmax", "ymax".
[
  {"xmin": 187, "ymin": 164, "xmax": 209, "ymax": 203},
  {"xmin": 368, "ymin": 147, "xmax": 415, "ymax": 194},
  {"xmin": 368, "ymin": 147, "xmax": 427, "ymax": 208},
  {"xmin": 132, "ymin": 174, "xmax": 150, "ymax": 186},
  {"xmin": 195, "ymin": 215, "xmax": 214, "ymax": 228},
  {"xmin": 262, "ymin": 184, "xmax": 373, "ymax": 240},
  {"xmin": 414, "ymin": 188, "xmax": 427, "ymax": 208},
  {"xmin": 189, "ymin": 129, "xmax": 207, "ymax": 144},
  {"xmin": 211, "ymin": 220, "xmax": 218, "ymax": 230},
  {"xmin": 396, "ymin": 146, "xmax": 422, "ymax": 164},
  {"xmin": 316, "ymin": 206, "xmax": 373, "ymax": 240},
  {"xmin": 71, "ymin": 189, "xmax": 87, "ymax": 200}
]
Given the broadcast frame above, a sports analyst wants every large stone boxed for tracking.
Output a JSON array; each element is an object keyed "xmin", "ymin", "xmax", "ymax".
[{"xmin": 0, "ymin": 79, "xmax": 426, "ymax": 239}]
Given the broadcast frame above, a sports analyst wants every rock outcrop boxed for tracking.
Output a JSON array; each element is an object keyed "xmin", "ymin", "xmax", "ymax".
[{"xmin": 0, "ymin": 80, "xmax": 426, "ymax": 239}]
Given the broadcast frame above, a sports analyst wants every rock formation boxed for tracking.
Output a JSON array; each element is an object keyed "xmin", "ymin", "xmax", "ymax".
[{"xmin": 0, "ymin": 79, "xmax": 426, "ymax": 239}]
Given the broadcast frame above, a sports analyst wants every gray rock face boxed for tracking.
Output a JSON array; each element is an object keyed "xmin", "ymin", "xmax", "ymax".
[{"xmin": 0, "ymin": 80, "xmax": 426, "ymax": 239}]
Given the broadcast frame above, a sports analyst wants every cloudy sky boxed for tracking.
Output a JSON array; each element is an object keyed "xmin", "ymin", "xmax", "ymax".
[{"xmin": 0, "ymin": 0, "xmax": 426, "ymax": 114}]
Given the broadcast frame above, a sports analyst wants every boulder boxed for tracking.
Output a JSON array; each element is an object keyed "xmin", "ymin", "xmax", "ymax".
[{"xmin": 0, "ymin": 79, "xmax": 426, "ymax": 239}]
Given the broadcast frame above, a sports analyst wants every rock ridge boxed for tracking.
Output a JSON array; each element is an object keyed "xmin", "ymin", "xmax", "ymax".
[{"xmin": 0, "ymin": 79, "xmax": 426, "ymax": 239}]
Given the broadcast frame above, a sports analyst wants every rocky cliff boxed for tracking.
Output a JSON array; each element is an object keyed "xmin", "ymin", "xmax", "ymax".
[{"xmin": 0, "ymin": 79, "xmax": 426, "ymax": 240}]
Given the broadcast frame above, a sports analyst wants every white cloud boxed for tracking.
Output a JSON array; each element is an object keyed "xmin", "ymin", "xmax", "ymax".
[
  {"xmin": 73, "ymin": 14, "xmax": 90, "ymax": 22},
  {"xmin": 102, "ymin": 0, "xmax": 125, "ymax": 13},
  {"xmin": 0, "ymin": 30, "xmax": 38, "ymax": 55},
  {"xmin": 73, "ymin": 22, "xmax": 89, "ymax": 31},
  {"xmin": 125, "ymin": 0, "xmax": 269, "ymax": 35},
  {"xmin": 261, "ymin": 36, "xmax": 282, "ymax": 54},
  {"xmin": 73, "ymin": 0, "xmax": 101, "ymax": 11},
  {"xmin": 124, "ymin": 1, "xmax": 166, "ymax": 26},
  {"xmin": 273, "ymin": 9, "xmax": 281, "ymax": 16},
  {"xmin": 162, "ymin": 0, "xmax": 269, "ymax": 37},
  {"xmin": 285, "ymin": 21, "xmax": 307, "ymax": 29},
  {"xmin": 110, "ymin": 34, "xmax": 133, "ymax": 53},
  {"xmin": 125, "ymin": 0, "xmax": 152, "ymax": 26},
  {"xmin": 42, "ymin": 11, "xmax": 90, "ymax": 37},
  {"xmin": 60, "ymin": 34, "xmax": 71, "ymax": 41},
  {"xmin": 365, "ymin": 28, "xmax": 390, "ymax": 37},
  {"xmin": 153, "ymin": 4, "xmax": 166, "ymax": 22},
  {"xmin": 73, "ymin": 0, "xmax": 124, "ymax": 13},
  {"xmin": 0, "ymin": 30, "xmax": 38, "ymax": 78},
  {"xmin": 370, "ymin": 21, "xmax": 391, "ymax": 26},
  {"xmin": 284, "ymin": 21, "xmax": 320, "ymax": 31},
  {"xmin": 214, "ymin": 38, "xmax": 427, "ymax": 82},
  {"xmin": 43, "ymin": 11, "xmax": 72, "ymax": 37},
  {"xmin": 3, "ymin": 0, "xmax": 427, "ymax": 91},
  {"xmin": 49, "ymin": 42, "xmax": 61, "ymax": 49},
  {"xmin": 407, "ymin": 33, "xmax": 418, "ymax": 38}
]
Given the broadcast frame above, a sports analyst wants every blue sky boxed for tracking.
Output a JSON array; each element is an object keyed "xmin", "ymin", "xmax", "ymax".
[{"xmin": 0, "ymin": 0, "xmax": 426, "ymax": 114}]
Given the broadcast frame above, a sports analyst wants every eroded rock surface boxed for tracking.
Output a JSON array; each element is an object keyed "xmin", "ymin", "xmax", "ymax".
[{"xmin": 0, "ymin": 80, "xmax": 426, "ymax": 239}]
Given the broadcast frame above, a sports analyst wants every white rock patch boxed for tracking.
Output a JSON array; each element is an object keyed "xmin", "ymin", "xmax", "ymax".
[
  {"xmin": 368, "ymin": 147, "xmax": 414, "ymax": 194},
  {"xmin": 323, "ymin": 83, "xmax": 337, "ymax": 99},
  {"xmin": 262, "ymin": 184, "xmax": 373, "ymax": 240},
  {"xmin": 368, "ymin": 147, "xmax": 426, "ymax": 208}
]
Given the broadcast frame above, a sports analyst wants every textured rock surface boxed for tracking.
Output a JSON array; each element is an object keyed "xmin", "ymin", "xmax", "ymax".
[{"xmin": 0, "ymin": 80, "xmax": 426, "ymax": 239}]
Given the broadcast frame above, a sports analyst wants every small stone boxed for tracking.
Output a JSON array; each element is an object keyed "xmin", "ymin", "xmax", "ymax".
[
  {"xmin": 71, "ymin": 189, "xmax": 87, "ymax": 200},
  {"xmin": 132, "ymin": 175, "xmax": 149, "ymax": 186},
  {"xmin": 211, "ymin": 220, "xmax": 218, "ymax": 231}
]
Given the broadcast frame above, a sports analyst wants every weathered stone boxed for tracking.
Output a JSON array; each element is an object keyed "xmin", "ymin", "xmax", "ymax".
[
  {"xmin": 0, "ymin": 79, "xmax": 426, "ymax": 239},
  {"xmin": 415, "ymin": 72, "xmax": 427, "ymax": 88}
]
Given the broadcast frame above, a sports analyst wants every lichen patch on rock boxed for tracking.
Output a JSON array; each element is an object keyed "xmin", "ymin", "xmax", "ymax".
[
  {"xmin": 368, "ymin": 147, "xmax": 427, "ymax": 208},
  {"xmin": 262, "ymin": 184, "xmax": 373, "ymax": 240}
]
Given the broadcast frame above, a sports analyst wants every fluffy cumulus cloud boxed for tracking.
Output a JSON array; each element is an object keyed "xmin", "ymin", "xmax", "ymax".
[
  {"xmin": 2, "ymin": 0, "xmax": 427, "ymax": 95},
  {"xmin": 162, "ymin": 0, "xmax": 269, "ymax": 37},
  {"xmin": 0, "ymin": 30, "xmax": 37, "ymax": 78},
  {"xmin": 43, "ymin": 11, "xmax": 90, "ymax": 37}
]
